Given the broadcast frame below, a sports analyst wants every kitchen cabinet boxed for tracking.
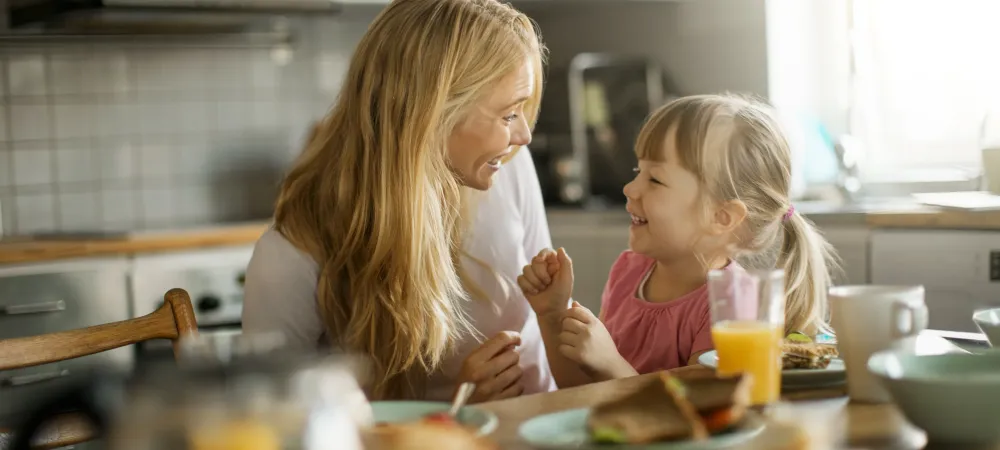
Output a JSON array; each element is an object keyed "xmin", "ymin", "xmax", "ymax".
[
  {"xmin": 820, "ymin": 225, "xmax": 870, "ymax": 285},
  {"xmin": 0, "ymin": 257, "xmax": 131, "ymax": 422},
  {"xmin": 549, "ymin": 218, "xmax": 629, "ymax": 313},
  {"xmin": 871, "ymin": 230, "xmax": 1000, "ymax": 333}
]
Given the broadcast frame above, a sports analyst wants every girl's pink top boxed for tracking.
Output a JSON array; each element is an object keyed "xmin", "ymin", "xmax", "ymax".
[{"xmin": 601, "ymin": 250, "xmax": 744, "ymax": 374}]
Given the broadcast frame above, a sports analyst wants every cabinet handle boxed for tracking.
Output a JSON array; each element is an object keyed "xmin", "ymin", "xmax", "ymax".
[
  {"xmin": 0, "ymin": 300, "xmax": 66, "ymax": 315},
  {"xmin": 1, "ymin": 369, "xmax": 71, "ymax": 387}
]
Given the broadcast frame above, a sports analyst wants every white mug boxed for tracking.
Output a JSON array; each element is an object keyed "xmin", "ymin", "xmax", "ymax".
[{"xmin": 829, "ymin": 285, "xmax": 928, "ymax": 403}]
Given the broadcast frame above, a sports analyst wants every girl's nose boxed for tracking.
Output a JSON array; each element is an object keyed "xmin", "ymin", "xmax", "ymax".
[{"xmin": 623, "ymin": 179, "xmax": 638, "ymax": 200}]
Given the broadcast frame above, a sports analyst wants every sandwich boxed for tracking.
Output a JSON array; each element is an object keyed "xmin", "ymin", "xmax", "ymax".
[
  {"xmin": 782, "ymin": 341, "xmax": 838, "ymax": 369},
  {"xmin": 586, "ymin": 368, "xmax": 753, "ymax": 444},
  {"xmin": 781, "ymin": 333, "xmax": 839, "ymax": 370}
]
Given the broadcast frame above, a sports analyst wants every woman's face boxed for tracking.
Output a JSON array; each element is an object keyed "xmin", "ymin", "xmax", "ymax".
[{"xmin": 447, "ymin": 57, "xmax": 535, "ymax": 190}]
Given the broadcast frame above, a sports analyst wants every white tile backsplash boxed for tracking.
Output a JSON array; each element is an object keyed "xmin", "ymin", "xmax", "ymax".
[
  {"xmin": 97, "ymin": 102, "xmax": 138, "ymax": 137},
  {"xmin": 48, "ymin": 53, "xmax": 86, "ymax": 96},
  {"xmin": 173, "ymin": 184, "xmax": 213, "ymax": 222},
  {"xmin": 14, "ymin": 192, "xmax": 55, "ymax": 232},
  {"xmin": 100, "ymin": 188, "xmax": 136, "ymax": 227},
  {"xmin": 215, "ymin": 102, "xmax": 253, "ymax": 131},
  {"xmin": 176, "ymin": 102, "xmax": 212, "ymax": 133},
  {"xmin": 174, "ymin": 138, "xmax": 211, "ymax": 180},
  {"xmin": 57, "ymin": 189, "xmax": 101, "ymax": 230},
  {"xmin": 8, "ymin": 102, "xmax": 52, "ymax": 142},
  {"xmin": 97, "ymin": 139, "xmax": 137, "ymax": 181},
  {"xmin": 12, "ymin": 143, "xmax": 53, "ymax": 186},
  {"xmin": 0, "ymin": 190, "xmax": 16, "ymax": 234},
  {"xmin": 0, "ymin": 143, "xmax": 10, "ymax": 189},
  {"xmin": 53, "ymin": 103, "xmax": 96, "ymax": 139},
  {"xmin": 138, "ymin": 138, "xmax": 175, "ymax": 180},
  {"xmin": 0, "ymin": 105, "xmax": 8, "ymax": 142},
  {"xmin": 55, "ymin": 144, "xmax": 99, "ymax": 184},
  {"xmin": 7, "ymin": 54, "xmax": 47, "ymax": 97},
  {"xmin": 83, "ymin": 51, "xmax": 132, "ymax": 94},
  {"xmin": 139, "ymin": 186, "xmax": 174, "ymax": 224},
  {"xmin": 0, "ymin": 16, "xmax": 374, "ymax": 233}
]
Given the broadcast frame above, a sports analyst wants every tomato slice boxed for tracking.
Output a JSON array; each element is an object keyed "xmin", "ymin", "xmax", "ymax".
[{"xmin": 422, "ymin": 412, "xmax": 457, "ymax": 425}]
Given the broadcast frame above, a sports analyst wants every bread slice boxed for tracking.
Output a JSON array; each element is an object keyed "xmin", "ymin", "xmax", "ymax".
[
  {"xmin": 782, "ymin": 342, "xmax": 839, "ymax": 369},
  {"xmin": 682, "ymin": 371, "xmax": 754, "ymax": 433},
  {"xmin": 587, "ymin": 372, "xmax": 707, "ymax": 444}
]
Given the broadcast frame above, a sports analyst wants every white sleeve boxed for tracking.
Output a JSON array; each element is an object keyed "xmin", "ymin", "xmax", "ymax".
[
  {"xmin": 242, "ymin": 229, "xmax": 327, "ymax": 348},
  {"xmin": 510, "ymin": 148, "xmax": 554, "ymax": 257}
]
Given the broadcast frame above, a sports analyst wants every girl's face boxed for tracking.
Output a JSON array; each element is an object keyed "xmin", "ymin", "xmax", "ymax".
[{"xmin": 623, "ymin": 128, "xmax": 707, "ymax": 262}]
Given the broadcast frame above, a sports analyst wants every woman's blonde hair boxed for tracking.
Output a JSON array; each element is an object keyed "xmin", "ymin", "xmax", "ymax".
[
  {"xmin": 273, "ymin": 0, "xmax": 545, "ymax": 399},
  {"xmin": 635, "ymin": 94, "xmax": 840, "ymax": 336}
]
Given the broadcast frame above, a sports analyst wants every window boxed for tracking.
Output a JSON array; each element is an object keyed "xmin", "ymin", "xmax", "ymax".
[{"xmin": 850, "ymin": 0, "xmax": 1000, "ymax": 175}]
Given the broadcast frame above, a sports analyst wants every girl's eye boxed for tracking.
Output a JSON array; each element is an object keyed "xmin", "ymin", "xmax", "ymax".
[
  {"xmin": 503, "ymin": 114, "xmax": 518, "ymax": 124},
  {"xmin": 632, "ymin": 167, "xmax": 640, "ymax": 173}
]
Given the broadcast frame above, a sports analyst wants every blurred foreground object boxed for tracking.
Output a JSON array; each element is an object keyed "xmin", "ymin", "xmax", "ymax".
[{"xmin": 11, "ymin": 332, "xmax": 373, "ymax": 450}]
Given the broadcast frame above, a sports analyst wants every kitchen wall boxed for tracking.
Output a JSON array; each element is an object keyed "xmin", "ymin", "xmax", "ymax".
[
  {"xmin": 528, "ymin": 0, "xmax": 769, "ymax": 97},
  {"xmin": 0, "ymin": 13, "xmax": 377, "ymax": 235},
  {"xmin": 0, "ymin": 0, "xmax": 769, "ymax": 235}
]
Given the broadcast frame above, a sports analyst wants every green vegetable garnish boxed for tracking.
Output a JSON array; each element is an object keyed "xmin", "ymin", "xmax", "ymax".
[
  {"xmin": 664, "ymin": 376, "xmax": 687, "ymax": 397},
  {"xmin": 591, "ymin": 426, "xmax": 628, "ymax": 443},
  {"xmin": 786, "ymin": 331, "xmax": 812, "ymax": 343}
]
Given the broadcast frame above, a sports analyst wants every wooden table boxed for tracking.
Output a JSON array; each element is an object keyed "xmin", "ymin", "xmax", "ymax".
[
  {"xmin": 0, "ymin": 332, "xmax": 992, "ymax": 450},
  {"xmin": 477, "ymin": 332, "xmax": 995, "ymax": 450}
]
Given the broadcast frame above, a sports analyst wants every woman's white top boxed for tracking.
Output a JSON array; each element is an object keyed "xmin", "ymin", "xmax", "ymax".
[{"xmin": 242, "ymin": 148, "xmax": 558, "ymax": 400}]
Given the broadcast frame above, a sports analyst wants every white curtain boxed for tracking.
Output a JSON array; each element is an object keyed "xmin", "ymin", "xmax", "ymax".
[{"xmin": 850, "ymin": 0, "xmax": 1000, "ymax": 175}]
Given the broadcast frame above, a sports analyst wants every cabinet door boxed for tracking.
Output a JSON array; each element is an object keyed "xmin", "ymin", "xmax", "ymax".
[
  {"xmin": 871, "ymin": 230, "xmax": 1000, "ymax": 332},
  {"xmin": 551, "ymin": 223, "xmax": 629, "ymax": 313},
  {"xmin": 820, "ymin": 226, "xmax": 870, "ymax": 285},
  {"xmin": 0, "ymin": 258, "xmax": 131, "ymax": 421}
]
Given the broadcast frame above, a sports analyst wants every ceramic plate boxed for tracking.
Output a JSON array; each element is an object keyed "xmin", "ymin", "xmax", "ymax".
[
  {"xmin": 370, "ymin": 401, "xmax": 498, "ymax": 436},
  {"xmin": 518, "ymin": 408, "xmax": 765, "ymax": 449},
  {"xmin": 697, "ymin": 350, "xmax": 845, "ymax": 387}
]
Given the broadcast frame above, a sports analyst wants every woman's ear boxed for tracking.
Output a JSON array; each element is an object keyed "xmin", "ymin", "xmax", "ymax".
[{"xmin": 708, "ymin": 199, "xmax": 748, "ymax": 235}]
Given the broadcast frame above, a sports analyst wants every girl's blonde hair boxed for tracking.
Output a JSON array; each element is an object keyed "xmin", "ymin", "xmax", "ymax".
[
  {"xmin": 273, "ymin": 0, "xmax": 545, "ymax": 399},
  {"xmin": 635, "ymin": 94, "xmax": 839, "ymax": 336}
]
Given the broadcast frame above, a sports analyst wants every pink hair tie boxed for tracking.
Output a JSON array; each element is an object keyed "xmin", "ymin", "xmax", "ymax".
[{"xmin": 782, "ymin": 206, "xmax": 795, "ymax": 222}]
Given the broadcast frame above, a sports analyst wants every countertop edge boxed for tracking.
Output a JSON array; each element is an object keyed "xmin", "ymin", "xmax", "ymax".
[
  {"xmin": 0, "ymin": 222, "xmax": 271, "ymax": 266},
  {"xmin": 6, "ymin": 208, "xmax": 1000, "ymax": 266}
]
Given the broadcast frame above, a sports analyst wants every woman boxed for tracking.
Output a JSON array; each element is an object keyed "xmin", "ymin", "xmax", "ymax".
[{"xmin": 242, "ymin": 0, "xmax": 556, "ymax": 402}]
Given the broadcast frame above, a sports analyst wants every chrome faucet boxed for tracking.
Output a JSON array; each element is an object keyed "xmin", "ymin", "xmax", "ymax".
[{"xmin": 833, "ymin": 134, "xmax": 863, "ymax": 202}]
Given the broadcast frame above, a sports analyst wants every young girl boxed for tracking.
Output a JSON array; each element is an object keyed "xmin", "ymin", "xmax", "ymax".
[{"xmin": 518, "ymin": 94, "xmax": 839, "ymax": 387}]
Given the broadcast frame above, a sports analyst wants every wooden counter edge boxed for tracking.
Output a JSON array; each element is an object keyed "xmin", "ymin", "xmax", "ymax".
[
  {"xmin": 865, "ymin": 209, "xmax": 1000, "ymax": 230},
  {"xmin": 0, "ymin": 222, "xmax": 271, "ymax": 265}
]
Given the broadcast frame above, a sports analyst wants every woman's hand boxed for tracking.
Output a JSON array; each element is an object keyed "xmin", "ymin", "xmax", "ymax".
[
  {"xmin": 517, "ymin": 248, "xmax": 574, "ymax": 322},
  {"xmin": 458, "ymin": 331, "xmax": 525, "ymax": 403},
  {"xmin": 558, "ymin": 302, "xmax": 636, "ymax": 381}
]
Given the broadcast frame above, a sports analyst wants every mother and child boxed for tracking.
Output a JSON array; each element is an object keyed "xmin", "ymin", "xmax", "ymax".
[{"xmin": 241, "ymin": 0, "xmax": 839, "ymax": 401}]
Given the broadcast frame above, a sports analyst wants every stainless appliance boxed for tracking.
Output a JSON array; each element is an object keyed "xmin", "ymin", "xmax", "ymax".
[
  {"xmin": 8, "ymin": 334, "xmax": 371, "ymax": 450},
  {"xmin": 532, "ymin": 53, "xmax": 673, "ymax": 208},
  {"xmin": 130, "ymin": 244, "xmax": 253, "ymax": 360}
]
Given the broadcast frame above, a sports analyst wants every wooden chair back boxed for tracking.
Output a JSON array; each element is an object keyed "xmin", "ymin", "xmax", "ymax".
[{"xmin": 0, "ymin": 288, "xmax": 199, "ymax": 370}]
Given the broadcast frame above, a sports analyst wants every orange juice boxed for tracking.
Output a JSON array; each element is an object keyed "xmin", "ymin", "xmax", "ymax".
[{"xmin": 711, "ymin": 320, "xmax": 782, "ymax": 405}]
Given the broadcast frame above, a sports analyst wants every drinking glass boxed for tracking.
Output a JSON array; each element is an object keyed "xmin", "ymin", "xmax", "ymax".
[{"xmin": 708, "ymin": 269, "xmax": 785, "ymax": 405}]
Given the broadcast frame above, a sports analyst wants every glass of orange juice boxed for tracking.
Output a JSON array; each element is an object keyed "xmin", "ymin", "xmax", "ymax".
[{"xmin": 708, "ymin": 269, "xmax": 785, "ymax": 406}]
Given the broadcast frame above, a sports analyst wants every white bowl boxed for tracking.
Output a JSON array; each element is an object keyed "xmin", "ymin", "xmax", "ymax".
[
  {"xmin": 868, "ymin": 348, "xmax": 1000, "ymax": 444},
  {"xmin": 973, "ymin": 308, "xmax": 1000, "ymax": 347}
]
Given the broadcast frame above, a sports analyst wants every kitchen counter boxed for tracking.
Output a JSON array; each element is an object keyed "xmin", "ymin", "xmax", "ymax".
[
  {"xmin": 550, "ymin": 199, "xmax": 1000, "ymax": 230},
  {"xmin": 5, "ymin": 203, "xmax": 1000, "ymax": 266},
  {"xmin": 0, "ymin": 222, "xmax": 271, "ymax": 265}
]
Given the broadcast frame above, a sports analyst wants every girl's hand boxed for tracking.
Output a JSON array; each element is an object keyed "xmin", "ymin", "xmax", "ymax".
[
  {"xmin": 517, "ymin": 248, "xmax": 574, "ymax": 321},
  {"xmin": 457, "ymin": 331, "xmax": 524, "ymax": 403},
  {"xmin": 558, "ymin": 302, "xmax": 636, "ymax": 381}
]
